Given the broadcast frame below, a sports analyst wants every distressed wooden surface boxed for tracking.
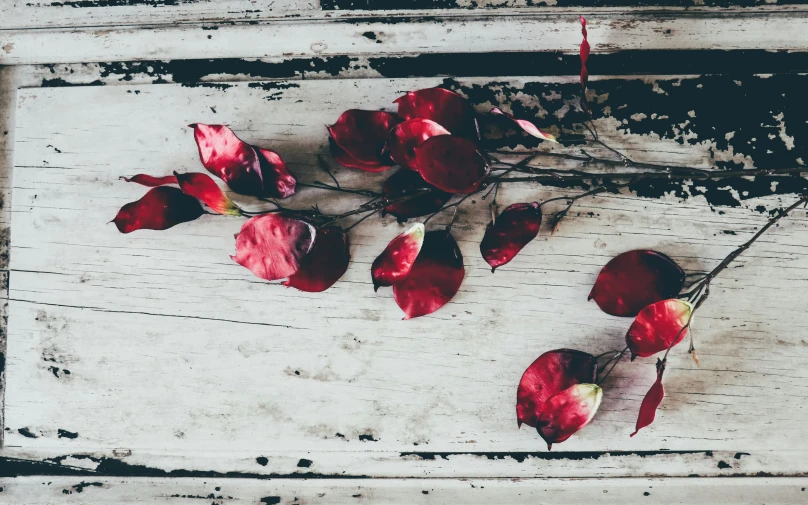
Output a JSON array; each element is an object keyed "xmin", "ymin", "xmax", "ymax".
[
  {"xmin": 2, "ymin": 77, "xmax": 808, "ymax": 482},
  {"xmin": 1, "ymin": 477, "xmax": 808, "ymax": 504}
]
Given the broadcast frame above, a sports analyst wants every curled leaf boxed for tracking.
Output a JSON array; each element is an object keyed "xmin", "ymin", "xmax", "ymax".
[
  {"xmin": 395, "ymin": 87, "xmax": 478, "ymax": 140},
  {"xmin": 189, "ymin": 123, "xmax": 297, "ymax": 198},
  {"xmin": 113, "ymin": 186, "xmax": 204, "ymax": 234},
  {"xmin": 371, "ymin": 223, "xmax": 425, "ymax": 291},
  {"xmin": 536, "ymin": 383, "xmax": 602, "ymax": 450},
  {"xmin": 490, "ymin": 108, "xmax": 558, "ymax": 143},
  {"xmin": 393, "ymin": 230, "xmax": 464, "ymax": 319},
  {"xmin": 516, "ymin": 349, "xmax": 598, "ymax": 428},
  {"xmin": 387, "ymin": 118, "xmax": 450, "ymax": 170},
  {"xmin": 589, "ymin": 250, "xmax": 685, "ymax": 317},
  {"xmin": 630, "ymin": 359, "xmax": 665, "ymax": 437},
  {"xmin": 122, "ymin": 174, "xmax": 178, "ymax": 187},
  {"xmin": 283, "ymin": 227, "xmax": 350, "ymax": 292},
  {"xmin": 327, "ymin": 110, "xmax": 401, "ymax": 172},
  {"xmin": 480, "ymin": 202, "xmax": 541, "ymax": 271},
  {"xmin": 382, "ymin": 169, "xmax": 451, "ymax": 220},
  {"xmin": 580, "ymin": 15, "xmax": 590, "ymax": 109},
  {"xmin": 414, "ymin": 135, "xmax": 489, "ymax": 194},
  {"xmin": 174, "ymin": 172, "xmax": 242, "ymax": 216},
  {"xmin": 231, "ymin": 213, "xmax": 316, "ymax": 281},
  {"xmin": 626, "ymin": 299, "xmax": 692, "ymax": 360}
]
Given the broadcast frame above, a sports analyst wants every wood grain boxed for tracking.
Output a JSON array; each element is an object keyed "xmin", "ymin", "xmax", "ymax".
[{"xmin": 4, "ymin": 78, "xmax": 808, "ymax": 478}]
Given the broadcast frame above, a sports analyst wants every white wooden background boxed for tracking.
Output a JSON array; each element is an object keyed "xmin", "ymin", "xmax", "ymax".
[{"xmin": 2, "ymin": 1, "xmax": 808, "ymax": 503}]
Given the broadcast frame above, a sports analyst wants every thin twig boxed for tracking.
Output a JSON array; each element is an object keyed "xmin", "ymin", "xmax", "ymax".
[{"xmin": 598, "ymin": 346, "xmax": 629, "ymax": 385}]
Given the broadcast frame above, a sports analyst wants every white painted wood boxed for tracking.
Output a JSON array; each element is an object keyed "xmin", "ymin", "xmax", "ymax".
[
  {"xmin": 4, "ymin": 8, "xmax": 808, "ymax": 65},
  {"xmin": 5, "ymin": 78, "xmax": 808, "ymax": 478},
  {"xmin": 2, "ymin": 477, "xmax": 808, "ymax": 504}
]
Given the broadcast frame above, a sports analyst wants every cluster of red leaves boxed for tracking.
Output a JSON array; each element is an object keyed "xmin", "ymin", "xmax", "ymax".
[{"xmin": 516, "ymin": 249, "xmax": 693, "ymax": 448}]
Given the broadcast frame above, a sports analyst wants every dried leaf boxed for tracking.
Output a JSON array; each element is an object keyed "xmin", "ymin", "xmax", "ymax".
[
  {"xmin": 231, "ymin": 213, "xmax": 316, "ymax": 281},
  {"xmin": 394, "ymin": 87, "xmax": 478, "ymax": 140},
  {"xmin": 393, "ymin": 230, "xmax": 464, "ymax": 319},
  {"xmin": 630, "ymin": 359, "xmax": 665, "ymax": 437},
  {"xmin": 189, "ymin": 123, "xmax": 297, "ymax": 198},
  {"xmin": 589, "ymin": 250, "xmax": 685, "ymax": 317},
  {"xmin": 112, "ymin": 186, "xmax": 204, "ymax": 234},
  {"xmin": 283, "ymin": 227, "xmax": 350, "ymax": 292},
  {"xmin": 413, "ymin": 135, "xmax": 489, "ymax": 194},
  {"xmin": 122, "ymin": 174, "xmax": 178, "ymax": 187},
  {"xmin": 371, "ymin": 223, "xmax": 425, "ymax": 291},
  {"xmin": 516, "ymin": 349, "xmax": 598, "ymax": 429},
  {"xmin": 382, "ymin": 169, "xmax": 451, "ymax": 220},
  {"xmin": 327, "ymin": 110, "xmax": 401, "ymax": 172},
  {"xmin": 490, "ymin": 107, "xmax": 558, "ymax": 143},
  {"xmin": 480, "ymin": 202, "xmax": 541, "ymax": 271},
  {"xmin": 387, "ymin": 118, "xmax": 450, "ymax": 170},
  {"xmin": 626, "ymin": 298, "xmax": 692, "ymax": 360},
  {"xmin": 536, "ymin": 383, "xmax": 602, "ymax": 450},
  {"xmin": 174, "ymin": 172, "xmax": 242, "ymax": 216}
]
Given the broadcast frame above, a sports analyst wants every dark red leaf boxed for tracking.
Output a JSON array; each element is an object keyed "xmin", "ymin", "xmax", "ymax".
[
  {"xmin": 413, "ymin": 135, "xmax": 489, "ymax": 194},
  {"xmin": 588, "ymin": 250, "xmax": 685, "ymax": 317},
  {"xmin": 480, "ymin": 202, "xmax": 541, "ymax": 271},
  {"xmin": 189, "ymin": 123, "xmax": 297, "ymax": 198},
  {"xmin": 536, "ymin": 383, "xmax": 602, "ymax": 450},
  {"xmin": 580, "ymin": 15, "xmax": 590, "ymax": 109},
  {"xmin": 490, "ymin": 108, "xmax": 558, "ymax": 143},
  {"xmin": 174, "ymin": 172, "xmax": 242, "ymax": 216},
  {"xmin": 382, "ymin": 169, "xmax": 451, "ymax": 220},
  {"xmin": 113, "ymin": 186, "xmax": 204, "ymax": 234},
  {"xmin": 327, "ymin": 110, "xmax": 401, "ymax": 172},
  {"xmin": 231, "ymin": 213, "xmax": 316, "ymax": 281},
  {"xmin": 283, "ymin": 227, "xmax": 350, "ymax": 292},
  {"xmin": 393, "ymin": 230, "xmax": 464, "ymax": 319},
  {"xmin": 626, "ymin": 299, "xmax": 692, "ymax": 360},
  {"xmin": 516, "ymin": 349, "xmax": 598, "ymax": 428},
  {"xmin": 122, "ymin": 174, "xmax": 178, "ymax": 187},
  {"xmin": 630, "ymin": 359, "xmax": 665, "ymax": 437},
  {"xmin": 371, "ymin": 223, "xmax": 425, "ymax": 291},
  {"xmin": 387, "ymin": 118, "xmax": 450, "ymax": 170},
  {"xmin": 329, "ymin": 139, "xmax": 388, "ymax": 172},
  {"xmin": 256, "ymin": 147, "xmax": 297, "ymax": 199},
  {"xmin": 394, "ymin": 87, "xmax": 478, "ymax": 140}
]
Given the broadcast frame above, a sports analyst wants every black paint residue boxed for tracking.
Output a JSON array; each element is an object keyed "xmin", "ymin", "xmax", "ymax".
[
  {"xmin": 358, "ymin": 433, "xmax": 378, "ymax": 442},
  {"xmin": 41, "ymin": 78, "xmax": 105, "ymax": 87},
  {"xmin": 400, "ymin": 449, "xmax": 716, "ymax": 462},
  {"xmin": 17, "ymin": 428, "xmax": 38, "ymax": 439},
  {"xmin": 256, "ymin": 456, "xmax": 269, "ymax": 466},
  {"xmin": 297, "ymin": 458, "xmax": 313, "ymax": 468},
  {"xmin": 322, "ymin": 0, "xmax": 804, "ymax": 9},
  {"xmin": 260, "ymin": 497, "xmax": 281, "ymax": 504},
  {"xmin": 71, "ymin": 482, "xmax": 103, "ymax": 493},
  {"xmin": 734, "ymin": 452, "xmax": 751, "ymax": 459},
  {"xmin": 49, "ymin": 0, "xmax": 179, "ymax": 6},
  {"xmin": 718, "ymin": 460, "xmax": 732, "ymax": 469},
  {"xmin": 58, "ymin": 429, "xmax": 79, "ymax": 439}
]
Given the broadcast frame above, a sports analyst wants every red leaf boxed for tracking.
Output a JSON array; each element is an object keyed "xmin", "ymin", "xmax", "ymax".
[
  {"xmin": 516, "ymin": 349, "xmax": 598, "ymax": 428},
  {"xmin": 626, "ymin": 299, "xmax": 692, "ymax": 360},
  {"xmin": 122, "ymin": 174, "xmax": 178, "ymax": 187},
  {"xmin": 580, "ymin": 16, "xmax": 590, "ymax": 103},
  {"xmin": 283, "ymin": 227, "xmax": 350, "ymax": 292},
  {"xmin": 395, "ymin": 87, "xmax": 478, "ymax": 140},
  {"xmin": 371, "ymin": 223, "xmax": 425, "ymax": 291},
  {"xmin": 490, "ymin": 108, "xmax": 558, "ymax": 143},
  {"xmin": 588, "ymin": 250, "xmax": 685, "ymax": 317},
  {"xmin": 327, "ymin": 110, "xmax": 401, "ymax": 172},
  {"xmin": 256, "ymin": 147, "xmax": 297, "ymax": 199},
  {"xmin": 536, "ymin": 383, "xmax": 602, "ymax": 450},
  {"xmin": 189, "ymin": 123, "xmax": 297, "ymax": 198},
  {"xmin": 630, "ymin": 359, "xmax": 665, "ymax": 437},
  {"xmin": 480, "ymin": 202, "xmax": 541, "ymax": 271},
  {"xmin": 393, "ymin": 230, "xmax": 464, "ymax": 319},
  {"xmin": 174, "ymin": 172, "xmax": 242, "ymax": 216},
  {"xmin": 329, "ymin": 139, "xmax": 389, "ymax": 172},
  {"xmin": 231, "ymin": 213, "xmax": 316, "ymax": 281},
  {"xmin": 414, "ymin": 135, "xmax": 489, "ymax": 194},
  {"xmin": 382, "ymin": 169, "xmax": 451, "ymax": 220},
  {"xmin": 113, "ymin": 186, "xmax": 204, "ymax": 234},
  {"xmin": 387, "ymin": 118, "xmax": 450, "ymax": 170}
]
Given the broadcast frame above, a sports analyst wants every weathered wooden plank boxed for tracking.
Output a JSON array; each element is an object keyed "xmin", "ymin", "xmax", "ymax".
[
  {"xmin": 1, "ymin": 477, "xmax": 806, "ymax": 504},
  {"xmin": 4, "ymin": 8, "xmax": 808, "ymax": 65},
  {"xmin": 5, "ymin": 78, "xmax": 808, "ymax": 477}
]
